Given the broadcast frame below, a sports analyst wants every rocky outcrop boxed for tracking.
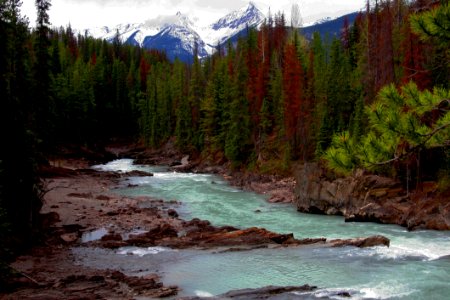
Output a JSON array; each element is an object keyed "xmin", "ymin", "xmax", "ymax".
[
  {"xmin": 329, "ymin": 235, "xmax": 390, "ymax": 248},
  {"xmin": 294, "ymin": 163, "xmax": 450, "ymax": 230},
  {"xmin": 93, "ymin": 212, "xmax": 390, "ymax": 250}
]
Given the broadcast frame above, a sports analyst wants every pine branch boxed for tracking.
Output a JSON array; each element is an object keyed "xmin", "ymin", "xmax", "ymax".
[{"xmin": 372, "ymin": 122, "xmax": 450, "ymax": 166}]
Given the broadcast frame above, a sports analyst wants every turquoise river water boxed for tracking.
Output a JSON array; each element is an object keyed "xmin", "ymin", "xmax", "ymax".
[{"xmin": 76, "ymin": 159, "xmax": 450, "ymax": 299}]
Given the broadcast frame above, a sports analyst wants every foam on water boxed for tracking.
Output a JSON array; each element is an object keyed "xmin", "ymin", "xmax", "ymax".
[
  {"xmin": 310, "ymin": 283, "xmax": 416, "ymax": 300},
  {"xmin": 117, "ymin": 246, "xmax": 172, "ymax": 257},
  {"xmin": 92, "ymin": 158, "xmax": 135, "ymax": 172},
  {"xmin": 372, "ymin": 245, "xmax": 450, "ymax": 261},
  {"xmin": 194, "ymin": 290, "xmax": 213, "ymax": 297},
  {"xmin": 154, "ymin": 172, "xmax": 212, "ymax": 181},
  {"xmin": 358, "ymin": 282, "xmax": 416, "ymax": 299},
  {"xmin": 305, "ymin": 288, "xmax": 357, "ymax": 300},
  {"xmin": 127, "ymin": 176, "xmax": 154, "ymax": 185}
]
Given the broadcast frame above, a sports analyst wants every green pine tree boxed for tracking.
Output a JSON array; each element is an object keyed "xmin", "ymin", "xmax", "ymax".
[
  {"xmin": 225, "ymin": 45, "xmax": 252, "ymax": 167},
  {"xmin": 174, "ymin": 59, "xmax": 193, "ymax": 150},
  {"xmin": 324, "ymin": 82, "xmax": 450, "ymax": 175}
]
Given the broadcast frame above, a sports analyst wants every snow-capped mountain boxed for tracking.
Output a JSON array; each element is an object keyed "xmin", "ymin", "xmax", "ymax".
[
  {"xmin": 201, "ymin": 2, "xmax": 265, "ymax": 47},
  {"xmin": 141, "ymin": 13, "xmax": 209, "ymax": 62},
  {"xmin": 85, "ymin": 2, "xmax": 264, "ymax": 62}
]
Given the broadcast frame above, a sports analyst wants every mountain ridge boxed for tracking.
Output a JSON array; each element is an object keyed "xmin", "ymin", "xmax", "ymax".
[
  {"xmin": 84, "ymin": 2, "xmax": 356, "ymax": 62},
  {"xmin": 85, "ymin": 2, "xmax": 264, "ymax": 62}
]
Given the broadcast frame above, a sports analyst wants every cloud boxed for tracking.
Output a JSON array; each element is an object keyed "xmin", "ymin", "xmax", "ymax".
[
  {"xmin": 144, "ymin": 15, "xmax": 180, "ymax": 27},
  {"xmin": 62, "ymin": 0, "xmax": 190, "ymax": 6},
  {"xmin": 21, "ymin": 0, "xmax": 367, "ymax": 29},
  {"xmin": 64, "ymin": 0, "xmax": 143, "ymax": 4},
  {"xmin": 194, "ymin": 0, "xmax": 246, "ymax": 10}
]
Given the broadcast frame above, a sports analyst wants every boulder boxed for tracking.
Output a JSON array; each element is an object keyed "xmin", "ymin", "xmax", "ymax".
[
  {"xmin": 127, "ymin": 223, "xmax": 179, "ymax": 246},
  {"xmin": 167, "ymin": 209, "xmax": 179, "ymax": 218},
  {"xmin": 100, "ymin": 233, "xmax": 122, "ymax": 242},
  {"xmin": 60, "ymin": 233, "xmax": 78, "ymax": 243}
]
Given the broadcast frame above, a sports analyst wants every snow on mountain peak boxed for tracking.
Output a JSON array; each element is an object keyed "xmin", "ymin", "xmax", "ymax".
[
  {"xmin": 211, "ymin": 1, "xmax": 264, "ymax": 31},
  {"xmin": 85, "ymin": 2, "xmax": 266, "ymax": 61},
  {"xmin": 199, "ymin": 2, "xmax": 264, "ymax": 49}
]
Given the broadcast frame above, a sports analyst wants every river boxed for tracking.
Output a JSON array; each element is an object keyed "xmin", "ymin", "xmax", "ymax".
[{"xmin": 75, "ymin": 159, "xmax": 450, "ymax": 299}]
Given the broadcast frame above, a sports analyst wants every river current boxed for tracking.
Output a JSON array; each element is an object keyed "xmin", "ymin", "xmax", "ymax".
[{"xmin": 76, "ymin": 159, "xmax": 450, "ymax": 299}]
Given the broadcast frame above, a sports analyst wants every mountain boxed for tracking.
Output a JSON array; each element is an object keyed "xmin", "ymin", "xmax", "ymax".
[
  {"xmin": 85, "ymin": 2, "xmax": 357, "ymax": 62},
  {"xmin": 139, "ymin": 12, "xmax": 209, "ymax": 62},
  {"xmin": 85, "ymin": 2, "xmax": 264, "ymax": 62},
  {"xmin": 202, "ymin": 2, "xmax": 265, "ymax": 47},
  {"xmin": 301, "ymin": 12, "xmax": 359, "ymax": 40}
]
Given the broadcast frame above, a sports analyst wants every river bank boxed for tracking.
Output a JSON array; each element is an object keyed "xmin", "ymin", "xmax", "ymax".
[
  {"xmin": 121, "ymin": 141, "xmax": 450, "ymax": 231},
  {"xmin": 294, "ymin": 163, "xmax": 450, "ymax": 231},
  {"xmin": 1, "ymin": 146, "xmax": 393, "ymax": 299}
]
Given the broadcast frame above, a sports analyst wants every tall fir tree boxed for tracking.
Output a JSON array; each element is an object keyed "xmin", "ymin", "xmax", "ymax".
[
  {"xmin": 174, "ymin": 59, "xmax": 193, "ymax": 150},
  {"xmin": 188, "ymin": 44, "xmax": 205, "ymax": 150},
  {"xmin": 34, "ymin": 0, "xmax": 54, "ymax": 146},
  {"xmin": 225, "ymin": 42, "xmax": 252, "ymax": 166}
]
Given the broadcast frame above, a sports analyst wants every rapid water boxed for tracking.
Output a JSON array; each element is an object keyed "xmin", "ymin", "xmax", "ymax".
[{"xmin": 87, "ymin": 159, "xmax": 450, "ymax": 299}]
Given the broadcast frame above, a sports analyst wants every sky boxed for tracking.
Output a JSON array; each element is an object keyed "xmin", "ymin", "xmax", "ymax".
[{"xmin": 21, "ymin": 0, "xmax": 367, "ymax": 29}]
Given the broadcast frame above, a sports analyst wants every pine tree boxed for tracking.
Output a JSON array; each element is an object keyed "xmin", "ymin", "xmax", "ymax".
[
  {"xmin": 34, "ymin": 0, "xmax": 54, "ymax": 145},
  {"xmin": 174, "ymin": 59, "xmax": 193, "ymax": 150},
  {"xmin": 156, "ymin": 62, "xmax": 173, "ymax": 142},
  {"xmin": 268, "ymin": 51, "xmax": 284, "ymax": 138},
  {"xmin": 310, "ymin": 33, "xmax": 330, "ymax": 157},
  {"xmin": 410, "ymin": 2, "xmax": 450, "ymax": 88},
  {"xmin": 200, "ymin": 58, "xmax": 230, "ymax": 154},
  {"xmin": 225, "ymin": 44, "xmax": 252, "ymax": 166},
  {"xmin": 324, "ymin": 82, "xmax": 450, "ymax": 175},
  {"xmin": 188, "ymin": 44, "xmax": 205, "ymax": 149}
]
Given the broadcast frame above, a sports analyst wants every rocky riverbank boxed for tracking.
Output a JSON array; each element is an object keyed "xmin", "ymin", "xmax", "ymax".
[
  {"xmin": 2, "ymin": 148, "xmax": 391, "ymax": 299},
  {"xmin": 294, "ymin": 163, "xmax": 450, "ymax": 231},
  {"xmin": 121, "ymin": 142, "xmax": 450, "ymax": 231}
]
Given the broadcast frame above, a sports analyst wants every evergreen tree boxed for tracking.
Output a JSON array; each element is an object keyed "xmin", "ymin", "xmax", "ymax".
[
  {"xmin": 156, "ymin": 62, "xmax": 173, "ymax": 142},
  {"xmin": 310, "ymin": 33, "xmax": 330, "ymax": 156},
  {"xmin": 174, "ymin": 59, "xmax": 193, "ymax": 150},
  {"xmin": 201, "ymin": 58, "xmax": 230, "ymax": 154},
  {"xmin": 410, "ymin": 2, "xmax": 450, "ymax": 88},
  {"xmin": 225, "ymin": 44, "xmax": 252, "ymax": 166},
  {"xmin": 34, "ymin": 0, "xmax": 54, "ymax": 145},
  {"xmin": 268, "ymin": 51, "xmax": 284, "ymax": 137},
  {"xmin": 188, "ymin": 45, "xmax": 205, "ymax": 149}
]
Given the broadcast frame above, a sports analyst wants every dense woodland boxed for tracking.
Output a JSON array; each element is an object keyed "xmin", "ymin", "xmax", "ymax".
[{"xmin": 0, "ymin": 0, "xmax": 449, "ymax": 270}]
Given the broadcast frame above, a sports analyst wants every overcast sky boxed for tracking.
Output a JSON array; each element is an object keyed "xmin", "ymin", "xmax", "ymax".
[{"xmin": 21, "ymin": 0, "xmax": 366, "ymax": 29}]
